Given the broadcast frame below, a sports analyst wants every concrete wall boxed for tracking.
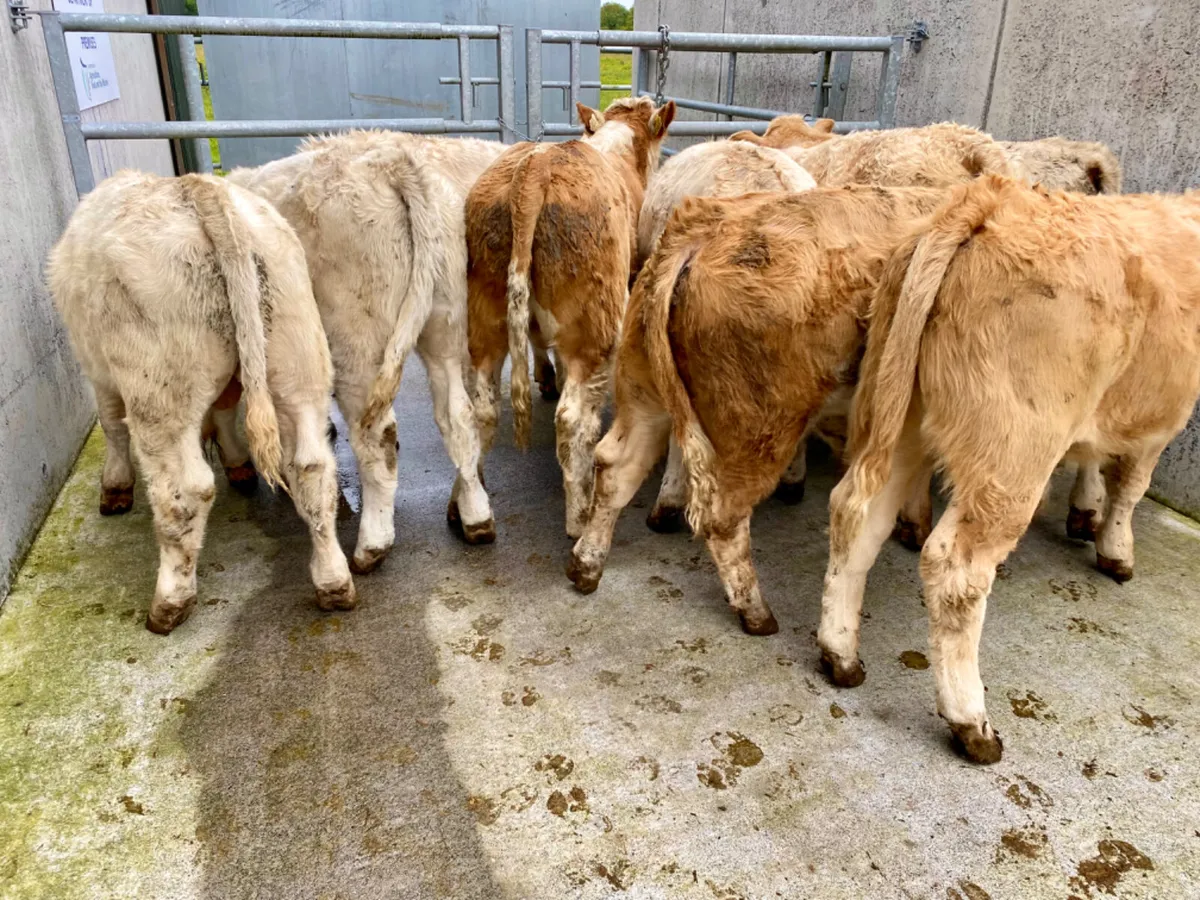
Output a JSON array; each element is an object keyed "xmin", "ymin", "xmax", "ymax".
[
  {"xmin": 635, "ymin": 0, "xmax": 1200, "ymax": 516},
  {"xmin": 0, "ymin": 0, "xmax": 174, "ymax": 598}
]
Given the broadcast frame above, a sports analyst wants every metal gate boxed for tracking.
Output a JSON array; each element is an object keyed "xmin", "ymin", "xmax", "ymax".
[{"xmin": 14, "ymin": 9, "xmax": 906, "ymax": 197}]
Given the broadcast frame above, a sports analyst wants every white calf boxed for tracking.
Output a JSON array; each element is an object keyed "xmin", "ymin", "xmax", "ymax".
[
  {"xmin": 48, "ymin": 170, "xmax": 353, "ymax": 634},
  {"xmin": 229, "ymin": 131, "xmax": 507, "ymax": 573}
]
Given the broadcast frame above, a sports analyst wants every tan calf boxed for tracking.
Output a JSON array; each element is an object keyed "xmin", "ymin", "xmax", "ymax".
[
  {"xmin": 818, "ymin": 177, "xmax": 1200, "ymax": 763},
  {"xmin": 999, "ymin": 137, "xmax": 1122, "ymax": 195},
  {"xmin": 728, "ymin": 115, "xmax": 837, "ymax": 150},
  {"xmin": 466, "ymin": 97, "xmax": 675, "ymax": 537},
  {"xmin": 567, "ymin": 185, "xmax": 947, "ymax": 634},
  {"xmin": 229, "ymin": 131, "xmax": 506, "ymax": 572},
  {"xmin": 48, "ymin": 171, "xmax": 353, "ymax": 634}
]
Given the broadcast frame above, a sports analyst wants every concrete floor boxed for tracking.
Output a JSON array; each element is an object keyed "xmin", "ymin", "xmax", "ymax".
[{"xmin": 2, "ymin": 366, "xmax": 1199, "ymax": 900}]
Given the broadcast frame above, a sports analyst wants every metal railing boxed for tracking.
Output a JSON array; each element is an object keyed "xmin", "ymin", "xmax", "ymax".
[
  {"xmin": 36, "ymin": 12, "xmax": 517, "ymax": 196},
  {"xmin": 526, "ymin": 28, "xmax": 903, "ymax": 140}
]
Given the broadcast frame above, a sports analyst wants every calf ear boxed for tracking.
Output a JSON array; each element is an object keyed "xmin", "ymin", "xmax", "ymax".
[
  {"xmin": 1085, "ymin": 158, "xmax": 1116, "ymax": 194},
  {"xmin": 730, "ymin": 129, "xmax": 762, "ymax": 144},
  {"xmin": 649, "ymin": 100, "xmax": 677, "ymax": 138},
  {"xmin": 813, "ymin": 117, "xmax": 836, "ymax": 133},
  {"xmin": 577, "ymin": 103, "xmax": 605, "ymax": 135}
]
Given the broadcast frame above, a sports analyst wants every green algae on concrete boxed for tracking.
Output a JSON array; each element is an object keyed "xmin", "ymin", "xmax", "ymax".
[{"xmin": 0, "ymin": 427, "xmax": 280, "ymax": 900}]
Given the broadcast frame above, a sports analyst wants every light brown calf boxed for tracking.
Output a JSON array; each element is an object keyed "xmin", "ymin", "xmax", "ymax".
[
  {"xmin": 999, "ymin": 137, "xmax": 1122, "ymax": 194},
  {"xmin": 567, "ymin": 185, "xmax": 947, "ymax": 634},
  {"xmin": 728, "ymin": 115, "xmax": 838, "ymax": 150},
  {"xmin": 818, "ymin": 177, "xmax": 1200, "ymax": 763},
  {"xmin": 48, "ymin": 171, "xmax": 353, "ymax": 633},
  {"xmin": 466, "ymin": 97, "xmax": 675, "ymax": 537}
]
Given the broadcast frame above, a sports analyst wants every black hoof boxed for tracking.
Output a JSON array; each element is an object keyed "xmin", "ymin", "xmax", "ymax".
[
  {"xmin": 146, "ymin": 595, "xmax": 196, "ymax": 635},
  {"xmin": 1067, "ymin": 506, "xmax": 1097, "ymax": 542},
  {"xmin": 462, "ymin": 518, "xmax": 497, "ymax": 545},
  {"xmin": 566, "ymin": 555, "xmax": 601, "ymax": 594},
  {"xmin": 893, "ymin": 517, "xmax": 928, "ymax": 552},
  {"xmin": 646, "ymin": 505, "xmax": 686, "ymax": 534},
  {"xmin": 316, "ymin": 580, "xmax": 358, "ymax": 611},
  {"xmin": 738, "ymin": 609, "xmax": 780, "ymax": 636},
  {"xmin": 225, "ymin": 463, "xmax": 258, "ymax": 496},
  {"xmin": 100, "ymin": 486, "xmax": 134, "ymax": 516},
  {"xmin": 537, "ymin": 364, "xmax": 559, "ymax": 402},
  {"xmin": 820, "ymin": 649, "xmax": 866, "ymax": 687},
  {"xmin": 350, "ymin": 547, "xmax": 388, "ymax": 575},
  {"xmin": 1096, "ymin": 553, "xmax": 1133, "ymax": 584},
  {"xmin": 948, "ymin": 721, "xmax": 1004, "ymax": 764},
  {"xmin": 773, "ymin": 479, "xmax": 806, "ymax": 505}
]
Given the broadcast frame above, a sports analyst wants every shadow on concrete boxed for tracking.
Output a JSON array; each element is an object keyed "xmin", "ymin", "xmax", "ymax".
[{"xmin": 180, "ymin": 372, "xmax": 505, "ymax": 899}]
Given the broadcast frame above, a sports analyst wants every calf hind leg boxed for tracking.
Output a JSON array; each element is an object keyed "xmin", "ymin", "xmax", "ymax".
[
  {"xmin": 96, "ymin": 384, "xmax": 136, "ymax": 516},
  {"xmin": 706, "ymin": 515, "xmax": 778, "ymax": 636},
  {"xmin": 209, "ymin": 376, "xmax": 258, "ymax": 495},
  {"xmin": 569, "ymin": 408, "xmax": 670, "ymax": 592},
  {"xmin": 422, "ymin": 345, "xmax": 495, "ymax": 544},
  {"xmin": 894, "ymin": 468, "xmax": 934, "ymax": 551},
  {"xmin": 556, "ymin": 365, "xmax": 609, "ymax": 539},
  {"xmin": 647, "ymin": 436, "xmax": 688, "ymax": 533},
  {"xmin": 1068, "ymin": 459, "xmax": 1106, "ymax": 542},
  {"xmin": 335, "ymin": 368, "xmax": 399, "ymax": 575},
  {"xmin": 280, "ymin": 401, "xmax": 355, "ymax": 610},
  {"xmin": 1094, "ymin": 444, "xmax": 1165, "ymax": 583},
  {"xmin": 138, "ymin": 426, "xmax": 216, "ymax": 634}
]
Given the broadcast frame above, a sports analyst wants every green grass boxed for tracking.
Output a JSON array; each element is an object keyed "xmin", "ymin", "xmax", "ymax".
[
  {"xmin": 195, "ymin": 44, "xmax": 221, "ymax": 169},
  {"xmin": 600, "ymin": 52, "xmax": 633, "ymax": 109}
]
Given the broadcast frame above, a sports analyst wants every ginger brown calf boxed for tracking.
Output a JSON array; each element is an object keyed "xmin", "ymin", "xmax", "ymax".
[
  {"xmin": 567, "ymin": 185, "xmax": 947, "ymax": 634},
  {"xmin": 466, "ymin": 97, "xmax": 675, "ymax": 537}
]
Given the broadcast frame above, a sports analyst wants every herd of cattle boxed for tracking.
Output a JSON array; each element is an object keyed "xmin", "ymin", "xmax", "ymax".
[{"xmin": 46, "ymin": 95, "xmax": 1200, "ymax": 763}]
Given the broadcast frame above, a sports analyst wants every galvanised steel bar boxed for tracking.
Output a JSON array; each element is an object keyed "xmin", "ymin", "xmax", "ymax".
[
  {"xmin": 457, "ymin": 34, "xmax": 472, "ymax": 124},
  {"xmin": 40, "ymin": 13, "xmax": 94, "ymax": 195},
  {"xmin": 569, "ymin": 38, "xmax": 581, "ymax": 123},
  {"xmin": 51, "ymin": 12, "xmax": 500, "ymax": 39},
  {"xmin": 497, "ymin": 25, "xmax": 517, "ymax": 143},
  {"xmin": 79, "ymin": 119, "xmax": 505, "ymax": 139},
  {"xmin": 877, "ymin": 35, "xmax": 904, "ymax": 128},
  {"xmin": 635, "ymin": 92, "xmax": 879, "ymax": 132},
  {"xmin": 526, "ymin": 27, "xmax": 543, "ymax": 140},
  {"xmin": 175, "ymin": 32, "xmax": 213, "ymax": 174},
  {"xmin": 540, "ymin": 29, "xmax": 895, "ymax": 53}
]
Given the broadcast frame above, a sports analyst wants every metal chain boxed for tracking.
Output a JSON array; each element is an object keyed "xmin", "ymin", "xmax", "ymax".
[
  {"xmin": 496, "ymin": 114, "xmax": 544, "ymax": 144},
  {"xmin": 655, "ymin": 24, "xmax": 671, "ymax": 106}
]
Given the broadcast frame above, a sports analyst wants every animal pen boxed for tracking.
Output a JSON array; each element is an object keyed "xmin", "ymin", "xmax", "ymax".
[{"xmin": 3, "ymin": 6, "xmax": 1200, "ymax": 900}]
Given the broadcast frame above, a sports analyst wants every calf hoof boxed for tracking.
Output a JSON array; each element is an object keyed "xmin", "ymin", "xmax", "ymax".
[
  {"xmin": 350, "ymin": 547, "xmax": 389, "ymax": 575},
  {"xmin": 774, "ymin": 479, "xmax": 806, "ymax": 506},
  {"xmin": 316, "ymin": 580, "xmax": 358, "ymax": 612},
  {"xmin": 1096, "ymin": 553, "xmax": 1133, "ymax": 584},
  {"xmin": 538, "ymin": 381, "xmax": 560, "ymax": 403},
  {"xmin": 738, "ymin": 609, "xmax": 779, "ymax": 636},
  {"xmin": 99, "ymin": 486, "xmax": 134, "ymax": 516},
  {"xmin": 146, "ymin": 595, "xmax": 196, "ymax": 635},
  {"xmin": 948, "ymin": 720, "xmax": 1004, "ymax": 765},
  {"xmin": 447, "ymin": 499, "xmax": 462, "ymax": 528},
  {"xmin": 820, "ymin": 649, "xmax": 866, "ymax": 688},
  {"xmin": 646, "ymin": 505, "xmax": 686, "ymax": 534},
  {"xmin": 1066, "ymin": 506, "xmax": 1098, "ymax": 542},
  {"xmin": 893, "ymin": 517, "xmax": 929, "ymax": 553},
  {"xmin": 462, "ymin": 518, "xmax": 497, "ymax": 545},
  {"xmin": 566, "ymin": 554, "xmax": 601, "ymax": 595},
  {"xmin": 225, "ymin": 463, "xmax": 258, "ymax": 496}
]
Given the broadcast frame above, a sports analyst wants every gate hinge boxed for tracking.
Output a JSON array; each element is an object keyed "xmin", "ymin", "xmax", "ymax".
[
  {"xmin": 907, "ymin": 20, "xmax": 929, "ymax": 53},
  {"xmin": 7, "ymin": 0, "xmax": 31, "ymax": 33}
]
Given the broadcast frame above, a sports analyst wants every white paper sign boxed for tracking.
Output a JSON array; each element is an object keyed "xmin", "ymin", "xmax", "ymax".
[{"xmin": 53, "ymin": 0, "xmax": 121, "ymax": 111}]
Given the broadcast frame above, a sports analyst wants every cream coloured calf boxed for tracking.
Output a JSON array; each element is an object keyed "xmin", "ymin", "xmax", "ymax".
[
  {"xmin": 229, "ymin": 131, "xmax": 506, "ymax": 572},
  {"xmin": 48, "ymin": 171, "xmax": 353, "ymax": 634},
  {"xmin": 819, "ymin": 177, "xmax": 1200, "ymax": 763}
]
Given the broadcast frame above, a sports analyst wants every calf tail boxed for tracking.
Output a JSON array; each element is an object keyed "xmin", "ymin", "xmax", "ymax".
[
  {"xmin": 640, "ymin": 214, "xmax": 717, "ymax": 535},
  {"xmin": 188, "ymin": 176, "xmax": 284, "ymax": 489},
  {"xmin": 361, "ymin": 145, "xmax": 440, "ymax": 431},
  {"xmin": 506, "ymin": 150, "xmax": 550, "ymax": 449},
  {"xmin": 851, "ymin": 177, "xmax": 1009, "ymax": 496}
]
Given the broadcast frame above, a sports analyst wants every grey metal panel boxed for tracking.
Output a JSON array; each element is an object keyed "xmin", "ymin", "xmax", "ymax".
[{"xmin": 199, "ymin": 0, "xmax": 598, "ymax": 167}]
